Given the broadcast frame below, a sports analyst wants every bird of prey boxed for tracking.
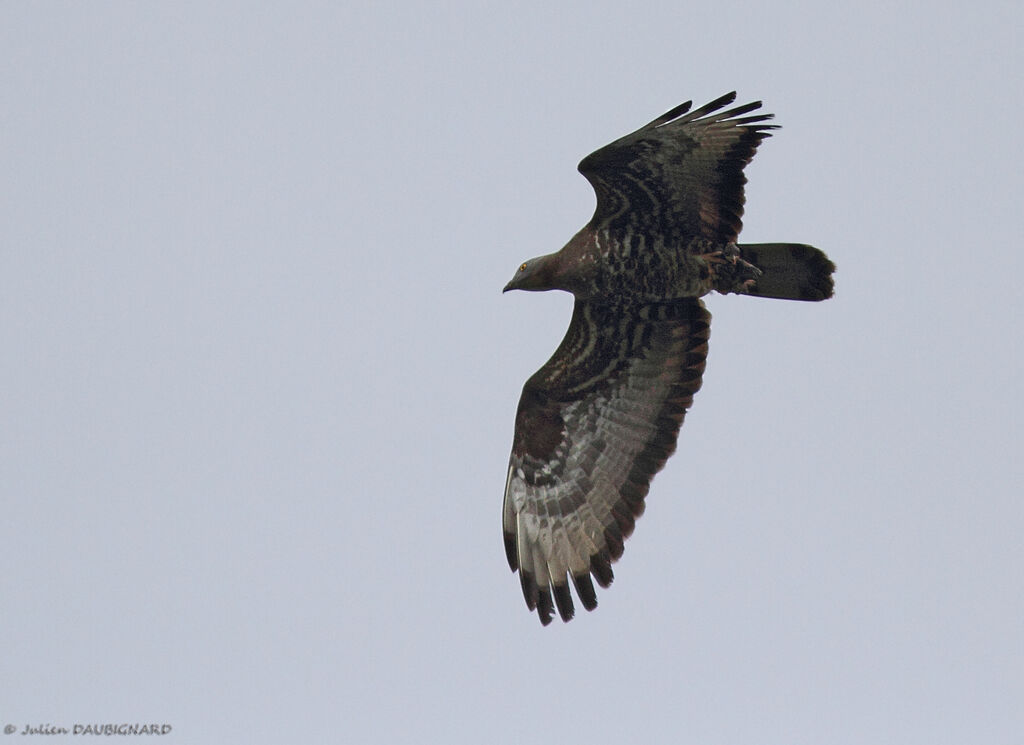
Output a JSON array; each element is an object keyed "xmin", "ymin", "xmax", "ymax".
[{"xmin": 502, "ymin": 92, "xmax": 834, "ymax": 625}]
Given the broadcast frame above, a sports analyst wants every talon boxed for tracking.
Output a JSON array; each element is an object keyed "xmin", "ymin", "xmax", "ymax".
[{"xmin": 723, "ymin": 243, "xmax": 742, "ymax": 266}]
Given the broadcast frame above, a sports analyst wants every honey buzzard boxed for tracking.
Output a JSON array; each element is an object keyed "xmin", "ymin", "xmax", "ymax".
[{"xmin": 502, "ymin": 92, "xmax": 834, "ymax": 625}]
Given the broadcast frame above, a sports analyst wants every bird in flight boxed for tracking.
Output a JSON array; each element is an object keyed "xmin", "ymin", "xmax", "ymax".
[{"xmin": 502, "ymin": 92, "xmax": 834, "ymax": 625}]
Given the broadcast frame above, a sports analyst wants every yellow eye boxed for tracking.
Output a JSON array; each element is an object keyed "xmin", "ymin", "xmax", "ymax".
[{"xmin": 519, "ymin": 263, "xmax": 527, "ymax": 272}]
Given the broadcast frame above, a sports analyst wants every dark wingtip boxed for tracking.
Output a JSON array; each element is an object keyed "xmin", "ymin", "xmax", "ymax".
[
  {"xmin": 654, "ymin": 91, "xmax": 737, "ymax": 129},
  {"xmin": 648, "ymin": 98, "xmax": 693, "ymax": 128},
  {"xmin": 520, "ymin": 570, "xmax": 539, "ymax": 611},
  {"xmin": 590, "ymin": 551, "xmax": 615, "ymax": 588},
  {"xmin": 536, "ymin": 587, "xmax": 555, "ymax": 625},
  {"xmin": 503, "ymin": 530, "xmax": 518, "ymax": 572},
  {"xmin": 691, "ymin": 91, "xmax": 740, "ymax": 120},
  {"xmin": 706, "ymin": 91, "xmax": 738, "ymax": 110},
  {"xmin": 603, "ymin": 525, "xmax": 625, "ymax": 560},
  {"xmin": 571, "ymin": 572, "xmax": 598, "ymax": 611},
  {"xmin": 552, "ymin": 582, "xmax": 575, "ymax": 622}
]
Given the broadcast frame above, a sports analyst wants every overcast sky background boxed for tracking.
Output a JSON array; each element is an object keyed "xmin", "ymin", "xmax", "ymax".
[{"xmin": 2, "ymin": 2, "xmax": 1021, "ymax": 743}]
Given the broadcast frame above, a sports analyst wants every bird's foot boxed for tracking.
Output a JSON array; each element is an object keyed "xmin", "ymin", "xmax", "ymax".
[{"xmin": 704, "ymin": 244, "xmax": 762, "ymax": 294}]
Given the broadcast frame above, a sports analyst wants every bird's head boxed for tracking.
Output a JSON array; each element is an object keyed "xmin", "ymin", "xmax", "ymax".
[{"xmin": 503, "ymin": 255, "xmax": 558, "ymax": 293}]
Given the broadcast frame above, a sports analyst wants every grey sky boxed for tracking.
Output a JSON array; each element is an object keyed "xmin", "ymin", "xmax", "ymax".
[{"xmin": 2, "ymin": 2, "xmax": 1021, "ymax": 743}]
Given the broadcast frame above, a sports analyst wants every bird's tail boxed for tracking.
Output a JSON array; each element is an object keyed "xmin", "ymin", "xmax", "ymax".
[{"xmin": 739, "ymin": 243, "xmax": 835, "ymax": 301}]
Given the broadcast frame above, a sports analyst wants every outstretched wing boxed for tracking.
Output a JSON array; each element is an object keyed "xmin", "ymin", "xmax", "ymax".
[
  {"xmin": 578, "ymin": 91, "xmax": 777, "ymax": 244},
  {"xmin": 503, "ymin": 299, "xmax": 710, "ymax": 624}
]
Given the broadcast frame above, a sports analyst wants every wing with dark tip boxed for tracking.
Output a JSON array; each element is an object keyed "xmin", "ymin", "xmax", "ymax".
[
  {"xmin": 502, "ymin": 298, "xmax": 710, "ymax": 624},
  {"xmin": 578, "ymin": 91, "xmax": 777, "ymax": 244}
]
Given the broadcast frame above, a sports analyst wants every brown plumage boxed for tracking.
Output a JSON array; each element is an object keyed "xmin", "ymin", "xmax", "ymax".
[{"xmin": 502, "ymin": 92, "xmax": 834, "ymax": 625}]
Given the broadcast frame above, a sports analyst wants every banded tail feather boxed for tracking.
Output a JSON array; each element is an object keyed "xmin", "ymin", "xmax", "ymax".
[{"xmin": 739, "ymin": 242, "xmax": 835, "ymax": 301}]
